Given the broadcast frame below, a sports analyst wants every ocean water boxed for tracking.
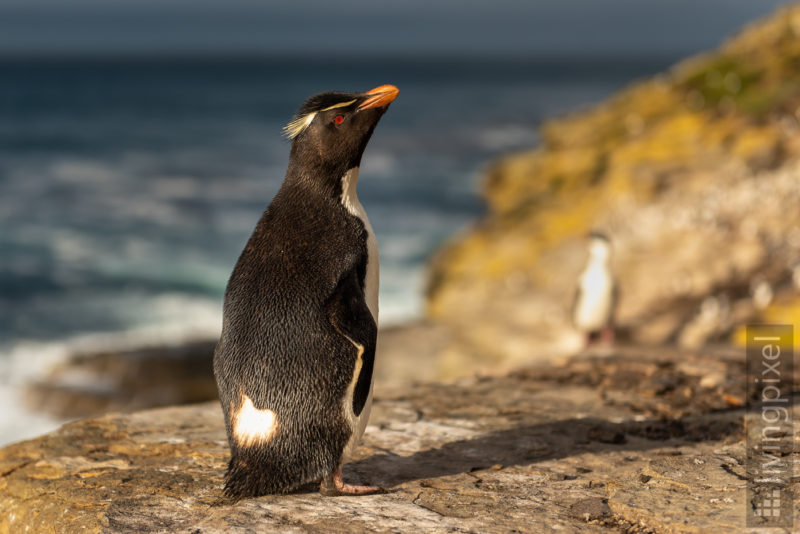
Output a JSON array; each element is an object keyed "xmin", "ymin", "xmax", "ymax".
[{"xmin": 0, "ymin": 55, "xmax": 671, "ymax": 443}]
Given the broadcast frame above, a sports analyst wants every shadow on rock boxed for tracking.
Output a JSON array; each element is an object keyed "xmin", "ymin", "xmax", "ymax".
[{"xmin": 350, "ymin": 411, "xmax": 743, "ymax": 488}]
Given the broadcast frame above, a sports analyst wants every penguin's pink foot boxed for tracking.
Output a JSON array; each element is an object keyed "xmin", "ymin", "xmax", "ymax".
[
  {"xmin": 600, "ymin": 326, "xmax": 615, "ymax": 345},
  {"xmin": 319, "ymin": 469, "xmax": 384, "ymax": 496}
]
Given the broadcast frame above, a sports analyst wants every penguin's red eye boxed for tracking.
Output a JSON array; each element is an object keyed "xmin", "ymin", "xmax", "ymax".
[{"xmin": 334, "ymin": 115, "xmax": 344, "ymax": 125}]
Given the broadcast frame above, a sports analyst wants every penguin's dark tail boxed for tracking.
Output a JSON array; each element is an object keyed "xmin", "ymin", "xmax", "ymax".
[
  {"xmin": 223, "ymin": 449, "xmax": 327, "ymax": 498},
  {"xmin": 224, "ymin": 454, "xmax": 283, "ymax": 498}
]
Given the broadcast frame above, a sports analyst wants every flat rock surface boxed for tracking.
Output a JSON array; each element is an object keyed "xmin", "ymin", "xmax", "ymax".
[{"xmin": 1, "ymin": 348, "xmax": 798, "ymax": 533}]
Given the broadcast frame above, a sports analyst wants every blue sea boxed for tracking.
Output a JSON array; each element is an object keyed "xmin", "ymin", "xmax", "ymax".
[{"xmin": 0, "ymin": 55, "xmax": 671, "ymax": 442}]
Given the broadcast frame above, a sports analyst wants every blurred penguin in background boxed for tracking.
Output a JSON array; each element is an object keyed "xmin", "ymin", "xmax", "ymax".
[{"xmin": 572, "ymin": 232, "xmax": 617, "ymax": 347}]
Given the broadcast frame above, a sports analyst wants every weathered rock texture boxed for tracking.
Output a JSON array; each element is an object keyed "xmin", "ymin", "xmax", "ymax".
[
  {"xmin": 2, "ymin": 347, "xmax": 797, "ymax": 533},
  {"xmin": 427, "ymin": 4, "xmax": 800, "ymax": 362},
  {"xmin": 25, "ymin": 341, "xmax": 218, "ymax": 420}
]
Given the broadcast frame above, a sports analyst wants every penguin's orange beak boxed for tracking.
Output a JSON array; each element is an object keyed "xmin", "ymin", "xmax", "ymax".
[{"xmin": 358, "ymin": 84, "xmax": 399, "ymax": 110}]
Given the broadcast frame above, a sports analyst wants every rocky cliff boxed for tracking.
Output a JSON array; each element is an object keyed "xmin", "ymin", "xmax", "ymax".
[
  {"xmin": 5, "ymin": 346, "xmax": 795, "ymax": 533},
  {"xmin": 427, "ymin": 5, "xmax": 800, "ymax": 362}
]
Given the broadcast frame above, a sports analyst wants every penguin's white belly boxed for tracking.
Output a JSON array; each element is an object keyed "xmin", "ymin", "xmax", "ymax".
[
  {"xmin": 339, "ymin": 167, "xmax": 378, "ymax": 461},
  {"xmin": 574, "ymin": 267, "xmax": 613, "ymax": 331},
  {"xmin": 361, "ymin": 220, "xmax": 380, "ymax": 322}
]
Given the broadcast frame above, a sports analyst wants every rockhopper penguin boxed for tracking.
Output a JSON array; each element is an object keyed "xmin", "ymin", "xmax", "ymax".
[
  {"xmin": 572, "ymin": 232, "xmax": 617, "ymax": 346},
  {"xmin": 213, "ymin": 84, "xmax": 399, "ymax": 498}
]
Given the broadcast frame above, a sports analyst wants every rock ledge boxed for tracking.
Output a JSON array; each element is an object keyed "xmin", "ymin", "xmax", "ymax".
[{"xmin": 1, "ymin": 348, "xmax": 796, "ymax": 533}]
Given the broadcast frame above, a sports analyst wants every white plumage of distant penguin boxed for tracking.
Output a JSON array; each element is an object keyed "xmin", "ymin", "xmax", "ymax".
[{"xmin": 572, "ymin": 232, "xmax": 617, "ymax": 347}]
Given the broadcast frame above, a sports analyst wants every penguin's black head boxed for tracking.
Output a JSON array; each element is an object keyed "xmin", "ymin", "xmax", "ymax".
[
  {"xmin": 587, "ymin": 231, "xmax": 610, "ymax": 243},
  {"xmin": 283, "ymin": 84, "xmax": 399, "ymax": 179}
]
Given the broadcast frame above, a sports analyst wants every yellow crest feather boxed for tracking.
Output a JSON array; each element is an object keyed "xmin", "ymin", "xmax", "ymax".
[
  {"xmin": 282, "ymin": 112, "xmax": 317, "ymax": 139},
  {"xmin": 320, "ymin": 99, "xmax": 356, "ymax": 112}
]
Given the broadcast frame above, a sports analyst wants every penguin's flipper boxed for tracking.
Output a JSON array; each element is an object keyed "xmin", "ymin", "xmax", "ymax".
[
  {"xmin": 570, "ymin": 284, "xmax": 582, "ymax": 325},
  {"xmin": 325, "ymin": 268, "xmax": 377, "ymax": 418},
  {"xmin": 610, "ymin": 278, "xmax": 620, "ymax": 327}
]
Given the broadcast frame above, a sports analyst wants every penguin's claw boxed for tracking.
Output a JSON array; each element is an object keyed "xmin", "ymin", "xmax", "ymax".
[
  {"xmin": 320, "ymin": 470, "xmax": 385, "ymax": 496},
  {"xmin": 319, "ymin": 483, "xmax": 385, "ymax": 496}
]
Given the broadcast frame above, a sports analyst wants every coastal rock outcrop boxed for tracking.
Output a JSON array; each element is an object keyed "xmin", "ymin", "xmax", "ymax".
[
  {"xmin": 4, "ymin": 347, "xmax": 793, "ymax": 533},
  {"xmin": 427, "ymin": 5, "xmax": 800, "ymax": 362}
]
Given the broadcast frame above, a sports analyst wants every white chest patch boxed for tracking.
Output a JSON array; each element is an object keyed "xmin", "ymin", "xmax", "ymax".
[
  {"xmin": 339, "ymin": 167, "xmax": 378, "ymax": 461},
  {"xmin": 574, "ymin": 262, "xmax": 614, "ymax": 331},
  {"xmin": 340, "ymin": 167, "xmax": 379, "ymax": 322}
]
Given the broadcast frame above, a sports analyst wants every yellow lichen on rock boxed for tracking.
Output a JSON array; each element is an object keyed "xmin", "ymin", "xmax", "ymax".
[{"xmin": 733, "ymin": 295, "xmax": 800, "ymax": 349}]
